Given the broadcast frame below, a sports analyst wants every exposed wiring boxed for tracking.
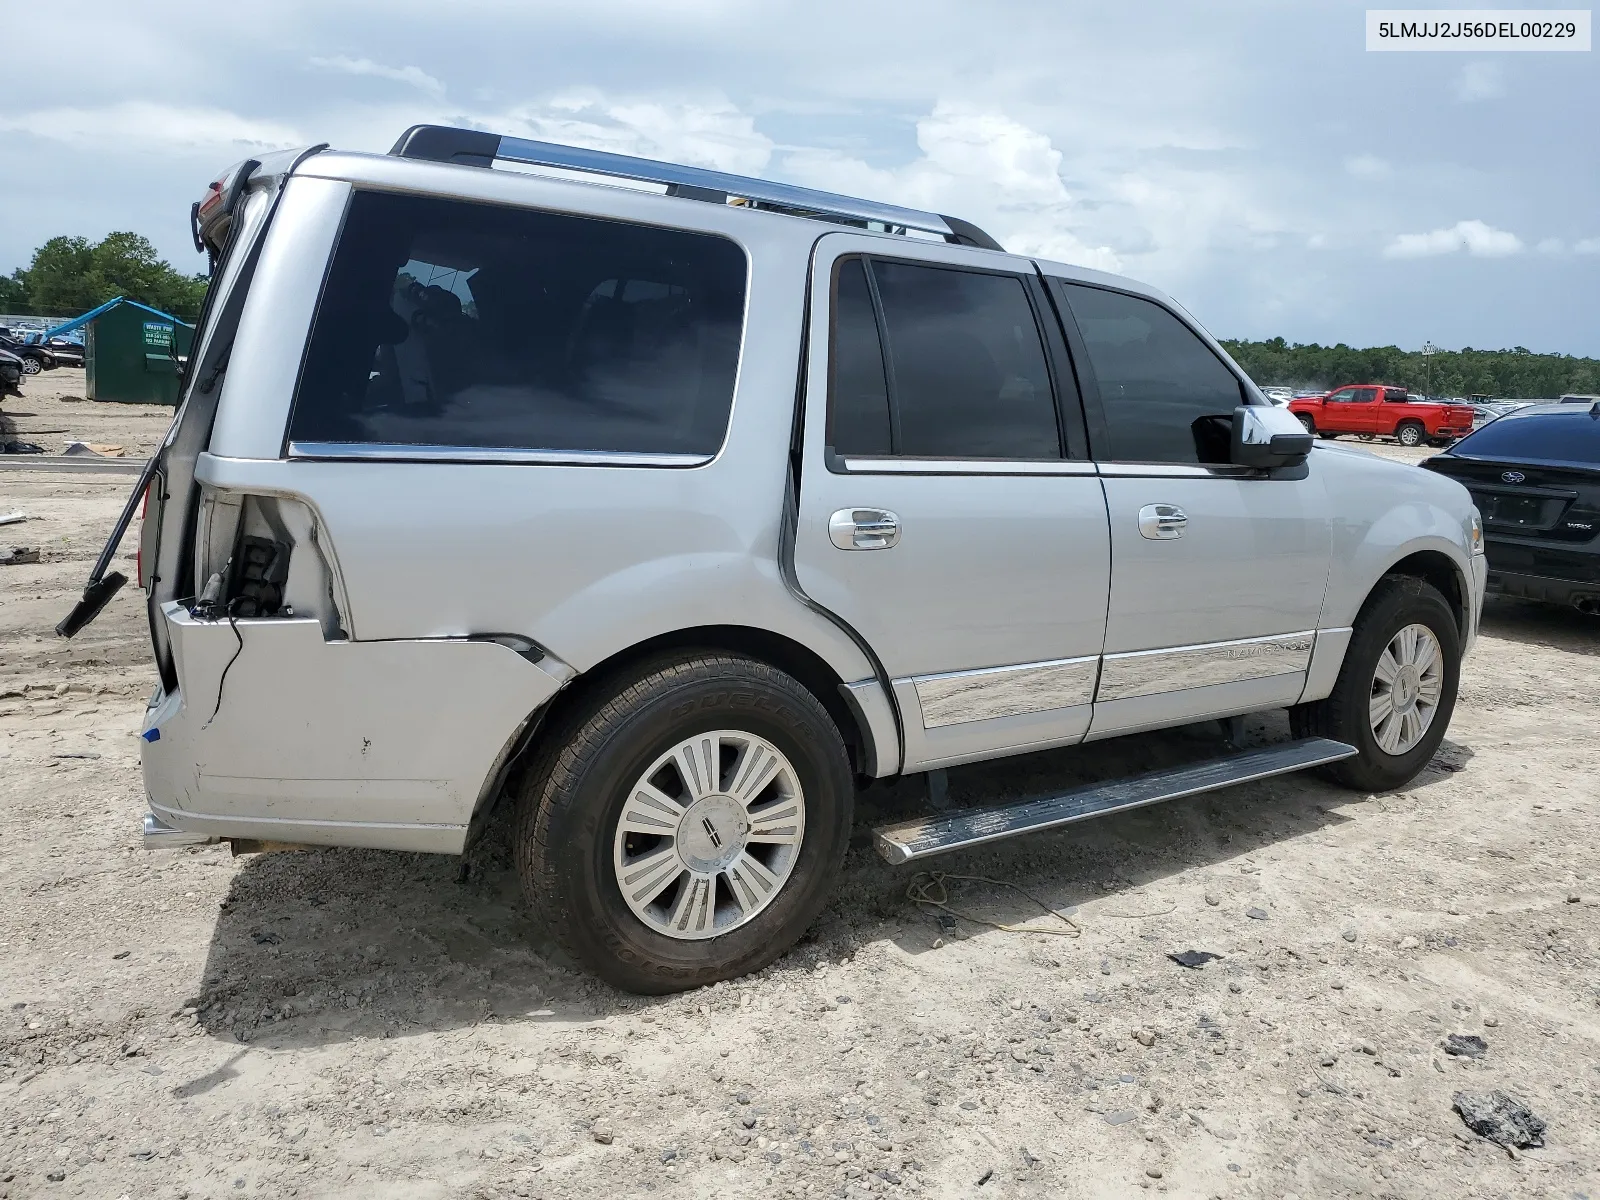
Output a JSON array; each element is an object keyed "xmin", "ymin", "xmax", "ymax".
[
  {"xmin": 203, "ymin": 598, "xmax": 245, "ymax": 728},
  {"xmin": 907, "ymin": 871, "xmax": 1082, "ymax": 938}
]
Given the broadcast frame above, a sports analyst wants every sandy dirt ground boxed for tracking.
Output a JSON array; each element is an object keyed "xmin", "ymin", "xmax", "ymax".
[
  {"xmin": 1, "ymin": 425, "xmax": 1596, "ymax": 1200},
  {"xmin": 2, "ymin": 366, "xmax": 175, "ymax": 460}
]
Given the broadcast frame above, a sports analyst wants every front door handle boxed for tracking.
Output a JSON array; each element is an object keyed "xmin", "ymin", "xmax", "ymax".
[
  {"xmin": 1138, "ymin": 503, "xmax": 1188, "ymax": 540},
  {"xmin": 829, "ymin": 508, "xmax": 900, "ymax": 550}
]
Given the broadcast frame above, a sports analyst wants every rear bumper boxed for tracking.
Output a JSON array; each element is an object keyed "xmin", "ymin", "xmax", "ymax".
[
  {"xmin": 1484, "ymin": 568, "xmax": 1600, "ymax": 608},
  {"xmin": 139, "ymin": 602, "xmax": 570, "ymax": 853}
]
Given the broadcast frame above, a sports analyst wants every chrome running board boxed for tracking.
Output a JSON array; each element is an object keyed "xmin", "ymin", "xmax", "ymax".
[{"xmin": 873, "ymin": 737, "xmax": 1356, "ymax": 865}]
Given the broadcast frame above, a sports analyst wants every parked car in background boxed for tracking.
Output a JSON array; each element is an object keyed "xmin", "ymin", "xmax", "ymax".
[
  {"xmin": 1560, "ymin": 394, "xmax": 1600, "ymax": 405},
  {"xmin": 1423, "ymin": 401, "xmax": 1600, "ymax": 615},
  {"xmin": 0, "ymin": 348, "xmax": 22, "ymax": 396},
  {"xmin": 1260, "ymin": 386, "xmax": 1294, "ymax": 405},
  {"xmin": 42, "ymin": 336, "xmax": 85, "ymax": 368},
  {"xmin": 1289, "ymin": 384, "xmax": 1474, "ymax": 447},
  {"xmin": 0, "ymin": 334, "xmax": 55, "ymax": 375}
]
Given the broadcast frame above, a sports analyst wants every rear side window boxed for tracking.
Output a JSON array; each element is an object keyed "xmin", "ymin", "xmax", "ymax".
[
  {"xmin": 288, "ymin": 190, "xmax": 747, "ymax": 456},
  {"xmin": 1457, "ymin": 413, "xmax": 1600, "ymax": 464},
  {"xmin": 1060, "ymin": 283, "xmax": 1244, "ymax": 464},
  {"xmin": 827, "ymin": 257, "xmax": 1060, "ymax": 459}
]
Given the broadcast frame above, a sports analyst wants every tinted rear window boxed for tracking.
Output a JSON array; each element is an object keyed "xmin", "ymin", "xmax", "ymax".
[
  {"xmin": 1456, "ymin": 412, "xmax": 1600, "ymax": 464},
  {"xmin": 872, "ymin": 261, "xmax": 1059, "ymax": 458},
  {"xmin": 288, "ymin": 190, "xmax": 747, "ymax": 456}
]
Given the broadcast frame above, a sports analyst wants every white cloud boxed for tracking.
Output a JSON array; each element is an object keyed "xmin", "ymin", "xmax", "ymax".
[
  {"xmin": 1454, "ymin": 62, "xmax": 1505, "ymax": 102},
  {"xmin": 310, "ymin": 55, "xmax": 445, "ymax": 97},
  {"xmin": 1383, "ymin": 220, "xmax": 1522, "ymax": 259},
  {"xmin": 1576, "ymin": 237, "xmax": 1600, "ymax": 255},
  {"xmin": 1344, "ymin": 155, "xmax": 1390, "ymax": 178},
  {"xmin": 489, "ymin": 92, "xmax": 773, "ymax": 175},
  {"xmin": 0, "ymin": 101, "xmax": 301, "ymax": 153},
  {"xmin": 780, "ymin": 103, "xmax": 1122, "ymax": 271},
  {"xmin": 1536, "ymin": 237, "xmax": 1565, "ymax": 255}
]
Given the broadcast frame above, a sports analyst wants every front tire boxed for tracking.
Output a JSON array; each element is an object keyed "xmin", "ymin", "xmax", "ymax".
[
  {"xmin": 514, "ymin": 652, "xmax": 853, "ymax": 994},
  {"xmin": 19, "ymin": 357, "xmax": 41, "ymax": 375},
  {"xmin": 1296, "ymin": 414, "xmax": 1316, "ymax": 434},
  {"xmin": 1396, "ymin": 421, "xmax": 1426, "ymax": 447},
  {"xmin": 1291, "ymin": 576, "xmax": 1460, "ymax": 791}
]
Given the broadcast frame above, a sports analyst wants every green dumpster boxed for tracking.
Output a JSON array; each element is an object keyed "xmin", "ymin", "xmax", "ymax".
[{"xmin": 74, "ymin": 299, "xmax": 195, "ymax": 406}]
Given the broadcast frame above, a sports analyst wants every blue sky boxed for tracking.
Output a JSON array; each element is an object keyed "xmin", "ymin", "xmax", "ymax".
[{"xmin": 2, "ymin": 0, "xmax": 1596, "ymax": 354}]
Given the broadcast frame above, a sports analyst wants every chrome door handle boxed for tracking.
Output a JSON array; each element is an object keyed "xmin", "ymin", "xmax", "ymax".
[
  {"xmin": 1138, "ymin": 503, "xmax": 1188, "ymax": 540},
  {"xmin": 829, "ymin": 508, "xmax": 900, "ymax": 550}
]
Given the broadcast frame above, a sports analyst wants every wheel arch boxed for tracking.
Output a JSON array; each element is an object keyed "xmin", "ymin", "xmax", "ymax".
[
  {"xmin": 468, "ymin": 624, "xmax": 896, "ymax": 849},
  {"xmin": 1381, "ymin": 548, "xmax": 1469, "ymax": 641}
]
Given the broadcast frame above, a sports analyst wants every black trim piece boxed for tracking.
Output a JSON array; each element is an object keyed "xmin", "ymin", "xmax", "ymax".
[
  {"xmin": 860, "ymin": 259, "xmax": 903, "ymax": 455},
  {"xmin": 666, "ymin": 182, "xmax": 729, "ymax": 204},
  {"xmin": 940, "ymin": 215, "xmax": 1005, "ymax": 252},
  {"xmin": 389, "ymin": 124, "xmax": 501, "ymax": 167}
]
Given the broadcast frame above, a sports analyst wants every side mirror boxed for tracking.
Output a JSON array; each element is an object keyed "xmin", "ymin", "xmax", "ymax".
[{"xmin": 1231, "ymin": 404, "xmax": 1313, "ymax": 470}]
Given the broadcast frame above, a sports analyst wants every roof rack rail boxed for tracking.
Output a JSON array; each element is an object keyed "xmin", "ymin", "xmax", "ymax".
[{"xmin": 388, "ymin": 124, "xmax": 1004, "ymax": 251}]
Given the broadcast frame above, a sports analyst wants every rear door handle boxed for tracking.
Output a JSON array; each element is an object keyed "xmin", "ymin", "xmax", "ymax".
[
  {"xmin": 1138, "ymin": 503, "xmax": 1188, "ymax": 540},
  {"xmin": 829, "ymin": 508, "xmax": 900, "ymax": 550}
]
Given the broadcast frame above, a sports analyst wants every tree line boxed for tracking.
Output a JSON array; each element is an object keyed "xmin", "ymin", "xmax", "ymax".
[
  {"xmin": 1221, "ymin": 337, "xmax": 1600, "ymax": 399},
  {"xmin": 0, "ymin": 233, "xmax": 207, "ymax": 322}
]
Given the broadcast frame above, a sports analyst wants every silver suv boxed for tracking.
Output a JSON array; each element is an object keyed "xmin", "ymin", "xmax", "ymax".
[{"xmin": 62, "ymin": 126, "xmax": 1486, "ymax": 993}]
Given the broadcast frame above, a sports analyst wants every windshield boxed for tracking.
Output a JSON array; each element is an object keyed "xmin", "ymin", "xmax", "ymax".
[{"xmin": 1453, "ymin": 410, "xmax": 1600, "ymax": 465}]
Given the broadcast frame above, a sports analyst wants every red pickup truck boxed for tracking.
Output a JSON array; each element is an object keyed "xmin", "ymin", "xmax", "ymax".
[{"xmin": 1288, "ymin": 384, "xmax": 1474, "ymax": 447}]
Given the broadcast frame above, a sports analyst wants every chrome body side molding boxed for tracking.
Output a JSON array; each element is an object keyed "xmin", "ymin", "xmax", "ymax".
[
  {"xmin": 911, "ymin": 655, "xmax": 1100, "ymax": 728},
  {"xmin": 1096, "ymin": 631, "xmax": 1316, "ymax": 703}
]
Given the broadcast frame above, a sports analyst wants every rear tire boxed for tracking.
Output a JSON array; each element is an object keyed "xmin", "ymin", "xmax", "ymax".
[
  {"xmin": 1396, "ymin": 421, "xmax": 1425, "ymax": 447},
  {"xmin": 1291, "ymin": 576, "xmax": 1459, "ymax": 791},
  {"xmin": 514, "ymin": 652, "xmax": 853, "ymax": 994}
]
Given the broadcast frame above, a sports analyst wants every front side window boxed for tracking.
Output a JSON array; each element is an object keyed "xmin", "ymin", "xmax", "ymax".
[
  {"xmin": 289, "ymin": 191, "xmax": 748, "ymax": 456},
  {"xmin": 1059, "ymin": 283, "xmax": 1244, "ymax": 464},
  {"xmin": 827, "ymin": 257, "xmax": 1060, "ymax": 459},
  {"xmin": 1326, "ymin": 388, "xmax": 1358, "ymax": 403}
]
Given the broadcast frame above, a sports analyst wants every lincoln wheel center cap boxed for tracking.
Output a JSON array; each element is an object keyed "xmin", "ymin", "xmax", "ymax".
[
  {"xmin": 1394, "ymin": 664, "xmax": 1421, "ymax": 711},
  {"xmin": 677, "ymin": 794, "xmax": 750, "ymax": 874}
]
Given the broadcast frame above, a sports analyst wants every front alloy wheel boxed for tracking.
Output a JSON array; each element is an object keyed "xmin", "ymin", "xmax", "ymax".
[
  {"xmin": 20, "ymin": 357, "xmax": 41, "ymax": 375},
  {"xmin": 1368, "ymin": 623, "xmax": 1444, "ymax": 755},
  {"xmin": 614, "ymin": 730, "xmax": 805, "ymax": 939},
  {"xmin": 1290, "ymin": 575, "xmax": 1460, "ymax": 792}
]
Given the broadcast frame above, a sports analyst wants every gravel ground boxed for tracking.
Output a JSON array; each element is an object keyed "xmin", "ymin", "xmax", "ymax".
[{"xmin": 1, "ymin": 435, "xmax": 1596, "ymax": 1200}]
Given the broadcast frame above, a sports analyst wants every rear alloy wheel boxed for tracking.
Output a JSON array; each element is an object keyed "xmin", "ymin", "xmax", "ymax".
[
  {"xmin": 515, "ymin": 652, "xmax": 852, "ymax": 993},
  {"xmin": 1396, "ymin": 420, "xmax": 1426, "ymax": 447},
  {"xmin": 1291, "ymin": 575, "xmax": 1459, "ymax": 791},
  {"xmin": 613, "ymin": 730, "xmax": 805, "ymax": 939}
]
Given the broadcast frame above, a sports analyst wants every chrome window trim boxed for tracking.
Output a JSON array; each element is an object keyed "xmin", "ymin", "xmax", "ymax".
[
  {"xmin": 840, "ymin": 456, "xmax": 1097, "ymax": 477},
  {"xmin": 287, "ymin": 441, "xmax": 712, "ymax": 468},
  {"xmin": 911, "ymin": 655, "xmax": 1100, "ymax": 728},
  {"xmin": 1098, "ymin": 631, "xmax": 1315, "ymax": 703},
  {"xmin": 1096, "ymin": 462, "xmax": 1262, "ymax": 479}
]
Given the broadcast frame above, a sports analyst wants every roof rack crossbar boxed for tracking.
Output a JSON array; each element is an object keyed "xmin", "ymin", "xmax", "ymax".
[{"xmin": 389, "ymin": 124, "xmax": 1003, "ymax": 250}]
